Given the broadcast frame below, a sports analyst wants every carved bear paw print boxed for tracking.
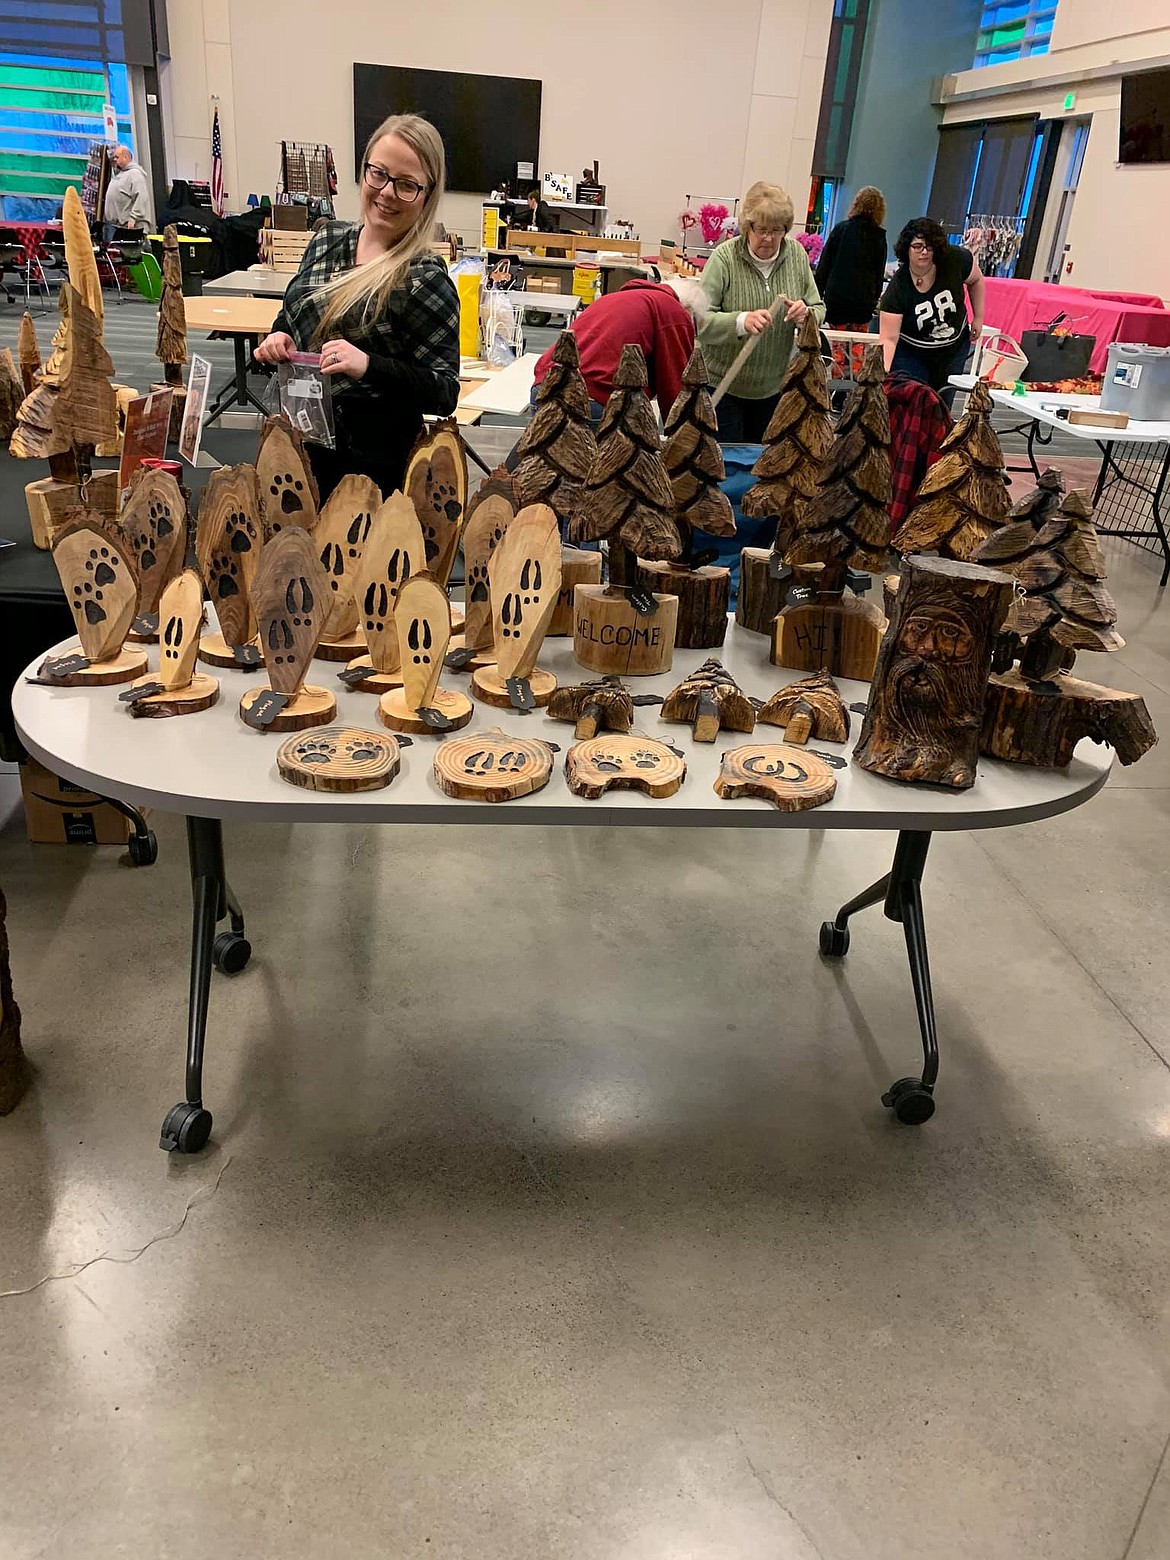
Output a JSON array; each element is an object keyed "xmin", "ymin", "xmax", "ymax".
[
  {"xmin": 270, "ymin": 472, "xmax": 306, "ymax": 516},
  {"xmin": 72, "ymin": 546, "xmax": 118, "ymax": 625},
  {"xmin": 467, "ymin": 559, "xmax": 489, "ymax": 604},
  {"xmin": 297, "ymin": 737, "xmax": 334, "ymax": 765},
  {"xmin": 226, "ymin": 508, "xmax": 256, "ymax": 554},
  {"xmin": 428, "ymin": 478, "xmax": 462, "ymax": 524},
  {"xmin": 149, "ymin": 498, "xmax": 175, "ymax": 539},
  {"xmin": 128, "ymin": 528, "xmax": 157, "ymax": 573},
  {"xmin": 631, "ymin": 750, "xmax": 661, "ymax": 770},
  {"xmin": 593, "ymin": 752, "xmax": 623, "ymax": 773},
  {"xmin": 212, "ymin": 557, "xmax": 240, "ymax": 599},
  {"xmin": 344, "ymin": 737, "xmax": 382, "ymax": 763}
]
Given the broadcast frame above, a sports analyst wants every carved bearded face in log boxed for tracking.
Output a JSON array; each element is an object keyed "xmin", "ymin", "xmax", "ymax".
[{"xmin": 889, "ymin": 605, "xmax": 980, "ymax": 741}]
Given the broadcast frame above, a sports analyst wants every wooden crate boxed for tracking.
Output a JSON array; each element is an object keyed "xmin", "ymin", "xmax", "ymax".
[{"xmin": 259, "ymin": 228, "xmax": 313, "ymax": 273}]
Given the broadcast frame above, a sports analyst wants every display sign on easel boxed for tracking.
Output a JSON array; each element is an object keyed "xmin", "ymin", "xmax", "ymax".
[
  {"xmin": 119, "ymin": 389, "xmax": 174, "ymax": 499},
  {"xmin": 179, "ymin": 356, "xmax": 212, "ymax": 467}
]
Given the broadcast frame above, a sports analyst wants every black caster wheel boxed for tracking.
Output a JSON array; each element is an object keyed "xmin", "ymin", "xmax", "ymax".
[
  {"xmin": 127, "ymin": 828, "xmax": 158, "ymax": 867},
  {"xmin": 819, "ymin": 920, "xmax": 850, "ymax": 958},
  {"xmin": 882, "ymin": 1077, "xmax": 936, "ymax": 1125},
  {"xmin": 159, "ymin": 1101, "xmax": 213, "ymax": 1153},
  {"xmin": 212, "ymin": 930, "xmax": 251, "ymax": 975}
]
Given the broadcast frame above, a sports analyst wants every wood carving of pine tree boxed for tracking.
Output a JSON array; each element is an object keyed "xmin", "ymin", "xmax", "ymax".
[
  {"xmin": 569, "ymin": 342, "xmax": 680, "ymax": 580},
  {"xmin": 662, "ymin": 344, "xmax": 734, "ymax": 556},
  {"xmin": 977, "ymin": 486, "xmax": 1122, "ymax": 678},
  {"xmin": 514, "ymin": 329, "xmax": 596, "ymax": 521},
  {"xmin": 892, "ymin": 378, "xmax": 1009, "ymax": 559},
  {"xmin": 741, "ymin": 311, "xmax": 833, "ymax": 548},
  {"xmin": 155, "ymin": 224, "xmax": 188, "ymax": 386},
  {"xmin": 785, "ymin": 343, "xmax": 891, "ymax": 573}
]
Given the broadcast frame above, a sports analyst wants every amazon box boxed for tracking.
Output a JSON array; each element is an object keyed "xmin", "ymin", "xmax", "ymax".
[{"xmin": 19, "ymin": 758, "xmax": 142, "ymax": 845}]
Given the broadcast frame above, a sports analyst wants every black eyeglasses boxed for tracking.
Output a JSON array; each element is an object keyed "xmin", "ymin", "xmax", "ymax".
[{"xmin": 363, "ymin": 164, "xmax": 427, "ymax": 203}]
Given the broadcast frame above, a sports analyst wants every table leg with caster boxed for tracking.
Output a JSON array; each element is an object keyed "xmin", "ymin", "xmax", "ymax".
[
  {"xmin": 160, "ymin": 816, "xmax": 251, "ymax": 1153},
  {"xmin": 819, "ymin": 829, "xmax": 937, "ymax": 1125}
]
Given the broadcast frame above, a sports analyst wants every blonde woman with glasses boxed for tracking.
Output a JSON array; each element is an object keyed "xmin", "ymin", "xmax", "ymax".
[{"xmin": 257, "ymin": 114, "xmax": 460, "ymax": 498}]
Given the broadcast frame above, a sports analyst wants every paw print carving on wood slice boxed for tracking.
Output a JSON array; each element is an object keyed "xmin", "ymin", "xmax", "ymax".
[
  {"xmin": 487, "ymin": 503, "xmax": 562, "ymax": 682},
  {"xmin": 256, "ymin": 415, "xmax": 319, "ymax": 537},
  {"xmin": 433, "ymin": 729, "xmax": 556, "ymax": 803},
  {"xmin": 713, "ymin": 744, "xmax": 837, "ymax": 812},
  {"xmin": 52, "ymin": 513, "xmax": 140, "ymax": 662},
  {"xmin": 312, "ymin": 472, "xmax": 379, "ymax": 640},
  {"xmin": 195, "ymin": 464, "xmax": 264, "ymax": 649},
  {"xmin": 566, "ymin": 734, "xmax": 686, "ymax": 799},
  {"xmin": 460, "ymin": 486, "xmax": 517, "ymax": 652},
  {"xmin": 352, "ymin": 490, "xmax": 428, "ymax": 676},
  {"xmin": 250, "ymin": 524, "xmax": 331, "ymax": 696},
  {"xmin": 277, "ymin": 726, "xmax": 401, "ymax": 792},
  {"xmin": 405, "ymin": 418, "xmax": 467, "ymax": 585},
  {"xmin": 119, "ymin": 466, "xmax": 186, "ymax": 615}
]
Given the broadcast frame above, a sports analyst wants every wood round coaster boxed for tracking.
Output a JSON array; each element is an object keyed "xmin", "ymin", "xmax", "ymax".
[
  {"xmin": 566, "ymin": 734, "xmax": 686, "ymax": 799},
  {"xmin": 377, "ymin": 685, "xmax": 474, "ymax": 735},
  {"xmin": 239, "ymin": 683, "xmax": 337, "ymax": 732},
  {"xmin": 127, "ymin": 671, "xmax": 220, "ymax": 718},
  {"xmin": 314, "ymin": 628, "xmax": 366, "ymax": 663},
  {"xmin": 433, "ymin": 729, "xmax": 555, "ymax": 802},
  {"xmin": 276, "ymin": 726, "xmax": 400, "ymax": 792},
  {"xmin": 471, "ymin": 663, "xmax": 557, "ymax": 709},
  {"xmin": 40, "ymin": 643, "xmax": 148, "ymax": 686},
  {"xmin": 199, "ymin": 631, "xmax": 262, "ymax": 670},
  {"xmin": 713, "ymin": 744, "xmax": 837, "ymax": 812},
  {"xmin": 338, "ymin": 653, "xmax": 404, "ymax": 694}
]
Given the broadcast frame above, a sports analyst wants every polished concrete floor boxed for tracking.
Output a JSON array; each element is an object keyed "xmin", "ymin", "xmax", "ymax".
[{"xmin": 3, "ymin": 440, "xmax": 1170, "ymax": 1555}]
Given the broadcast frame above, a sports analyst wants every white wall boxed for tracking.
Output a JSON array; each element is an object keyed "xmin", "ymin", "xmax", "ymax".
[
  {"xmin": 942, "ymin": 15, "xmax": 1170, "ymax": 299},
  {"xmin": 162, "ymin": 0, "xmax": 832, "ymax": 245}
]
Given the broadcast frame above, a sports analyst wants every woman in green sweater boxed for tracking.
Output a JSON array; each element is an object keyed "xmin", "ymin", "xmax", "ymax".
[{"xmin": 698, "ymin": 181, "xmax": 826, "ymax": 441}]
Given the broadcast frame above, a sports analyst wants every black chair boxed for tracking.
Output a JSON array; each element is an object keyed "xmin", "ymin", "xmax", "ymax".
[{"xmin": 0, "ymin": 243, "xmax": 19, "ymax": 304}]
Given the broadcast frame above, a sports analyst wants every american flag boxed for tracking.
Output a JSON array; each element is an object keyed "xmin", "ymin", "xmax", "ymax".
[{"xmin": 210, "ymin": 106, "xmax": 224, "ymax": 216}]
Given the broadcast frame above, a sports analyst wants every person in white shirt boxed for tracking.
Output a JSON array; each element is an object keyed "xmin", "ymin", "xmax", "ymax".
[{"xmin": 104, "ymin": 145, "xmax": 153, "ymax": 232}]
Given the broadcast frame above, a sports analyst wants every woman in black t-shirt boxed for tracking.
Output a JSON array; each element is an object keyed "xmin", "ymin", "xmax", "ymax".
[{"xmin": 879, "ymin": 217, "xmax": 984, "ymax": 408}]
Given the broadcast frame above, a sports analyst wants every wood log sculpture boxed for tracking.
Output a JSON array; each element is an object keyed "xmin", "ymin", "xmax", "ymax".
[
  {"xmin": 126, "ymin": 568, "xmax": 220, "ymax": 717},
  {"xmin": 513, "ymin": 329, "xmax": 597, "ymax": 523},
  {"xmin": 45, "ymin": 513, "xmax": 146, "ymax": 684},
  {"xmin": 735, "ymin": 548, "xmax": 790, "ymax": 637},
  {"xmin": 472, "ymin": 502, "xmax": 562, "ymax": 708},
  {"xmin": 565, "ymin": 734, "xmax": 686, "ymax": 799},
  {"xmin": 378, "ymin": 572, "xmax": 473, "ymax": 733},
  {"xmin": 240, "ymin": 525, "xmax": 336, "ymax": 731},
  {"xmin": 660, "ymin": 658, "xmax": 756, "ymax": 744},
  {"xmin": 277, "ymin": 726, "xmax": 401, "ymax": 792},
  {"xmin": 713, "ymin": 744, "xmax": 837, "ymax": 812},
  {"xmin": 152, "ymin": 223, "xmax": 189, "ymax": 441},
  {"xmin": 344, "ymin": 490, "xmax": 427, "ymax": 693},
  {"xmin": 24, "ymin": 466, "xmax": 119, "ymax": 551},
  {"xmin": 311, "ymin": 473, "xmax": 379, "ymax": 656},
  {"xmin": 548, "ymin": 677, "xmax": 636, "ymax": 738},
  {"xmin": 0, "ymin": 348, "xmax": 23, "ymax": 439},
  {"xmin": 892, "ymin": 379, "xmax": 1010, "ymax": 560},
  {"xmin": 757, "ymin": 669, "xmax": 850, "ymax": 746},
  {"xmin": 62, "ymin": 183, "xmax": 102, "ymax": 319},
  {"xmin": 976, "ymin": 487, "xmax": 1157, "ymax": 767},
  {"xmin": 195, "ymin": 464, "xmax": 265, "ymax": 664},
  {"xmin": 18, "ymin": 310, "xmax": 41, "ymax": 395},
  {"xmin": 120, "ymin": 464, "xmax": 188, "ymax": 638},
  {"xmin": 433, "ymin": 729, "xmax": 557, "ymax": 803},
  {"xmin": 0, "ymin": 885, "xmax": 27, "ymax": 1116},
  {"xmin": 741, "ymin": 311, "xmax": 833, "ymax": 556},
  {"xmin": 853, "ymin": 554, "xmax": 1014, "ymax": 789},
  {"xmin": 456, "ymin": 466, "xmax": 519, "ymax": 656},
  {"xmin": 405, "ymin": 418, "xmax": 467, "ymax": 584},
  {"xmin": 257, "ymin": 415, "xmax": 320, "ymax": 536},
  {"xmin": 10, "ymin": 290, "xmax": 70, "ymax": 460}
]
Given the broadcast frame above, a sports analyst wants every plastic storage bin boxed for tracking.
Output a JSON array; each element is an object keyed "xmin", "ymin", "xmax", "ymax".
[{"xmin": 1100, "ymin": 343, "xmax": 1170, "ymax": 422}]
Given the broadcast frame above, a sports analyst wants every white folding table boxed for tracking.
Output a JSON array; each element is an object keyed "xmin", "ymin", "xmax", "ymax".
[{"xmin": 14, "ymin": 627, "xmax": 1110, "ymax": 1153}]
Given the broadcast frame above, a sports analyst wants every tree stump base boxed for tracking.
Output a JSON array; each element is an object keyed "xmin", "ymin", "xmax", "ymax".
[
  {"xmin": 25, "ymin": 468, "xmax": 119, "ymax": 549},
  {"xmin": 572, "ymin": 584, "xmax": 677, "ymax": 676},
  {"xmin": 127, "ymin": 671, "xmax": 220, "ymax": 718},
  {"xmin": 547, "ymin": 547, "xmax": 603, "ymax": 636},
  {"xmin": 771, "ymin": 592, "xmax": 886, "ymax": 682},
  {"xmin": 634, "ymin": 559, "xmax": 730, "ymax": 648},
  {"xmin": 314, "ymin": 629, "xmax": 366, "ymax": 663},
  {"xmin": 471, "ymin": 664, "xmax": 558, "ymax": 709},
  {"xmin": 378, "ymin": 685, "xmax": 474, "ymax": 734},
  {"xmin": 339, "ymin": 653, "xmax": 404, "ymax": 694},
  {"xmin": 981, "ymin": 668, "xmax": 1158, "ymax": 768},
  {"xmin": 199, "ymin": 632, "xmax": 262, "ymax": 671},
  {"xmin": 735, "ymin": 547, "xmax": 788, "ymax": 636},
  {"xmin": 39, "ymin": 642, "xmax": 148, "ymax": 686},
  {"xmin": 239, "ymin": 684, "xmax": 337, "ymax": 732}
]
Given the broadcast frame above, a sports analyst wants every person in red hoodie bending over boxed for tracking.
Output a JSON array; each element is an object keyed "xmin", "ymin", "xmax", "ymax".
[{"xmin": 529, "ymin": 276, "xmax": 708, "ymax": 420}]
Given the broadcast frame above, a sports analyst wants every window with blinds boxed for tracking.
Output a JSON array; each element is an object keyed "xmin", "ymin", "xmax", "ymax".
[
  {"xmin": 0, "ymin": 52, "xmax": 132, "ymax": 220},
  {"xmin": 973, "ymin": 2, "xmax": 1059, "ymax": 68}
]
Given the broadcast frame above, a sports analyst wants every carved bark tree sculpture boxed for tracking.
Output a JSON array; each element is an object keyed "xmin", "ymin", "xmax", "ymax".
[
  {"xmin": 514, "ymin": 329, "xmax": 597, "ymax": 523},
  {"xmin": 10, "ymin": 292, "xmax": 69, "ymax": 460},
  {"xmin": 195, "ymin": 464, "xmax": 265, "ymax": 655},
  {"xmin": 12, "ymin": 284, "xmax": 116, "ymax": 460},
  {"xmin": 548, "ymin": 677, "xmax": 635, "ymax": 738},
  {"xmin": 976, "ymin": 486, "xmax": 1157, "ymax": 768},
  {"xmin": 892, "ymin": 379, "xmax": 1009, "ymax": 560},
  {"xmin": 18, "ymin": 310, "xmax": 41, "ymax": 395},
  {"xmin": 741, "ymin": 311, "xmax": 833, "ymax": 554},
  {"xmin": 241, "ymin": 525, "xmax": 336, "ymax": 731},
  {"xmin": 257, "ymin": 415, "xmax": 320, "ymax": 537},
  {"xmin": 0, "ymin": 886, "xmax": 27, "ymax": 1116},
  {"xmin": 757, "ymin": 669, "xmax": 850, "ymax": 746},
  {"xmin": 854, "ymin": 554, "xmax": 1014, "ymax": 789},
  {"xmin": 0, "ymin": 348, "xmax": 23, "ymax": 440},
  {"xmin": 62, "ymin": 184, "xmax": 101, "ymax": 318},
  {"xmin": 661, "ymin": 658, "xmax": 757, "ymax": 744},
  {"xmin": 405, "ymin": 418, "xmax": 467, "ymax": 585},
  {"xmin": 153, "ymin": 223, "xmax": 189, "ymax": 440}
]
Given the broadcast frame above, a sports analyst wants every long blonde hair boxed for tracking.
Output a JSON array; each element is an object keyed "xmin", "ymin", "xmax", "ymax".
[{"xmin": 313, "ymin": 113, "xmax": 445, "ymax": 344}]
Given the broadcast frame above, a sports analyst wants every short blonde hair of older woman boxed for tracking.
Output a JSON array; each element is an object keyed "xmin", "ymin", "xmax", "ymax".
[{"xmin": 740, "ymin": 181, "xmax": 795, "ymax": 235}]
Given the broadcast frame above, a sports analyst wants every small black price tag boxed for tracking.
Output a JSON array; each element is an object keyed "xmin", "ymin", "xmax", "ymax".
[
  {"xmin": 39, "ymin": 652, "xmax": 91, "ymax": 680},
  {"xmin": 748, "ymin": 695, "xmax": 765, "ymax": 710},
  {"xmin": 506, "ymin": 676, "xmax": 535, "ymax": 712},
  {"xmin": 768, "ymin": 556, "xmax": 791, "ymax": 583},
  {"xmin": 119, "ymin": 681, "xmax": 165, "ymax": 705},
  {"xmin": 666, "ymin": 744, "xmax": 686, "ymax": 759},
  {"xmin": 395, "ymin": 734, "xmax": 415, "ymax": 748},
  {"xmin": 846, "ymin": 569, "xmax": 872, "ymax": 596},
  {"xmin": 787, "ymin": 584, "xmax": 816, "ymax": 607},
  {"xmin": 417, "ymin": 705, "xmax": 453, "ymax": 731},
  {"xmin": 809, "ymin": 749, "xmax": 848, "ymax": 770},
  {"xmin": 336, "ymin": 663, "xmax": 372, "ymax": 688},
  {"xmin": 628, "ymin": 589, "xmax": 659, "ymax": 617},
  {"xmin": 690, "ymin": 548, "xmax": 719, "ymax": 569},
  {"xmin": 849, "ymin": 701, "xmax": 868, "ymax": 716},
  {"xmin": 243, "ymin": 689, "xmax": 290, "ymax": 728},
  {"xmin": 629, "ymin": 693, "xmax": 664, "ymax": 707},
  {"xmin": 132, "ymin": 612, "xmax": 159, "ymax": 636},
  {"xmin": 232, "ymin": 643, "xmax": 263, "ymax": 669},
  {"xmin": 445, "ymin": 646, "xmax": 478, "ymax": 671}
]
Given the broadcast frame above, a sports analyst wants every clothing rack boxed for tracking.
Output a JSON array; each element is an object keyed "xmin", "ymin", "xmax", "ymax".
[
  {"xmin": 276, "ymin": 141, "xmax": 337, "ymax": 214},
  {"xmin": 961, "ymin": 212, "xmax": 1025, "ymax": 278}
]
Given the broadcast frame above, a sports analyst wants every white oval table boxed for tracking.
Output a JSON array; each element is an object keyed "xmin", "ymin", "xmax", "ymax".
[{"xmin": 15, "ymin": 625, "xmax": 1111, "ymax": 1152}]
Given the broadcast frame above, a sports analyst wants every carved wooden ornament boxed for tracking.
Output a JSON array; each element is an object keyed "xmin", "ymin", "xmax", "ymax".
[
  {"xmin": 354, "ymin": 490, "xmax": 427, "ymax": 674},
  {"xmin": 661, "ymin": 658, "xmax": 756, "ymax": 743},
  {"xmin": 757, "ymin": 669, "xmax": 850, "ymax": 745},
  {"xmin": 405, "ymin": 418, "xmax": 467, "ymax": 584},
  {"xmin": 256, "ymin": 415, "xmax": 320, "ymax": 536},
  {"xmin": 714, "ymin": 744, "xmax": 837, "ymax": 811},
  {"xmin": 395, "ymin": 572, "xmax": 450, "ymax": 713},
  {"xmin": 251, "ymin": 525, "xmax": 331, "ymax": 696},
  {"xmin": 277, "ymin": 726, "xmax": 401, "ymax": 792},
  {"xmin": 565, "ymin": 735, "xmax": 686, "ymax": 799},
  {"xmin": 313, "ymin": 472, "xmax": 379, "ymax": 640},
  {"xmin": 196, "ymin": 464, "xmax": 264, "ymax": 648},
  {"xmin": 119, "ymin": 465, "xmax": 187, "ymax": 617},
  {"xmin": 433, "ymin": 729, "xmax": 556, "ymax": 802},
  {"xmin": 488, "ymin": 503, "xmax": 562, "ymax": 681},
  {"xmin": 157, "ymin": 568, "xmax": 204, "ymax": 690},
  {"xmin": 547, "ymin": 677, "xmax": 635, "ymax": 738},
  {"xmin": 53, "ymin": 514, "xmax": 140, "ymax": 662}
]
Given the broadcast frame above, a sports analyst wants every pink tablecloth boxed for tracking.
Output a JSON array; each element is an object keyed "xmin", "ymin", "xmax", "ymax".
[{"xmin": 982, "ymin": 277, "xmax": 1170, "ymax": 373}]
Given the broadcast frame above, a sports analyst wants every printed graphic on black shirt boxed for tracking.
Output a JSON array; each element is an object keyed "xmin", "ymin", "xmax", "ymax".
[{"xmin": 881, "ymin": 246, "xmax": 973, "ymax": 353}]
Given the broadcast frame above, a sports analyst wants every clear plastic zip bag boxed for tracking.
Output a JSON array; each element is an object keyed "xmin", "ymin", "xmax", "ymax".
[{"xmin": 273, "ymin": 351, "xmax": 336, "ymax": 448}]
